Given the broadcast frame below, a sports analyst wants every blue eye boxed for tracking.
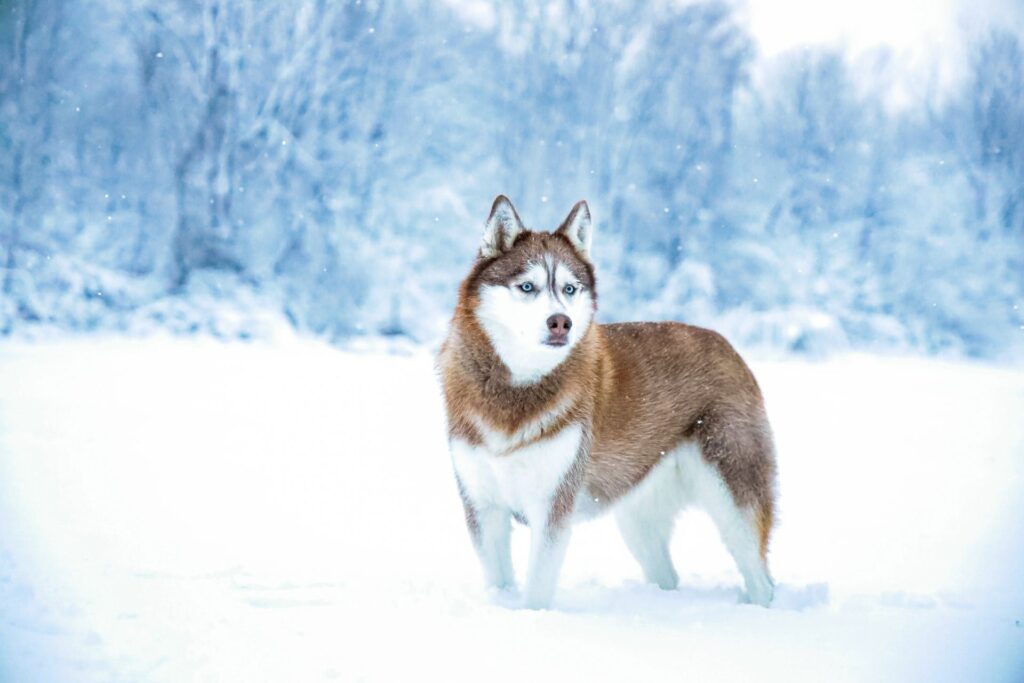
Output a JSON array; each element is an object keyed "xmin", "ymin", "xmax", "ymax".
[
  {"xmin": 519, "ymin": 282, "xmax": 534, "ymax": 292},
  {"xmin": 564, "ymin": 284, "xmax": 576, "ymax": 295}
]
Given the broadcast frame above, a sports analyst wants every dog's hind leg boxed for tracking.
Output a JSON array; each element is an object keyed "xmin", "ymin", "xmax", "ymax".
[
  {"xmin": 616, "ymin": 508, "xmax": 678, "ymax": 590},
  {"xmin": 683, "ymin": 438, "xmax": 775, "ymax": 607},
  {"xmin": 705, "ymin": 492, "xmax": 773, "ymax": 606},
  {"xmin": 614, "ymin": 457, "xmax": 682, "ymax": 590}
]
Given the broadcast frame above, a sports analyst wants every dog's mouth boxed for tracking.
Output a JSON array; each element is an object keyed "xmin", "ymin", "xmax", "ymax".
[{"xmin": 543, "ymin": 336, "xmax": 568, "ymax": 348}]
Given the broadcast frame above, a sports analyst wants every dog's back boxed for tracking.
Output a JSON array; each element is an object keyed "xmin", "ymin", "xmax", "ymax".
[{"xmin": 589, "ymin": 322, "xmax": 775, "ymax": 561}]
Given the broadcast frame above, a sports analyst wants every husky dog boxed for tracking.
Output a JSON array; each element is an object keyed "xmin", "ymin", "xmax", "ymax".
[{"xmin": 437, "ymin": 196, "xmax": 777, "ymax": 609}]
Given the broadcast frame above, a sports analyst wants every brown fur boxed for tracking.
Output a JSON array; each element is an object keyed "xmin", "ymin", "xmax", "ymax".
[
  {"xmin": 438, "ymin": 228, "xmax": 777, "ymax": 558},
  {"xmin": 548, "ymin": 441, "xmax": 587, "ymax": 539}
]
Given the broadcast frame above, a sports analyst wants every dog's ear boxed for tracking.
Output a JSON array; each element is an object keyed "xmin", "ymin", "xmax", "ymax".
[
  {"xmin": 480, "ymin": 195, "xmax": 525, "ymax": 258},
  {"xmin": 556, "ymin": 200, "xmax": 592, "ymax": 258}
]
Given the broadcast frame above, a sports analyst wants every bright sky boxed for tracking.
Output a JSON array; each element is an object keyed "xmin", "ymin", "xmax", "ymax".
[
  {"xmin": 739, "ymin": 0, "xmax": 1024, "ymax": 106},
  {"xmin": 447, "ymin": 0, "xmax": 1023, "ymax": 108},
  {"xmin": 744, "ymin": 0, "xmax": 959, "ymax": 58}
]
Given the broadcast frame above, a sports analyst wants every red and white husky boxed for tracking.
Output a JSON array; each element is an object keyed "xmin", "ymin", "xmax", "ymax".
[{"xmin": 437, "ymin": 196, "xmax": 777, "ymax": 609}]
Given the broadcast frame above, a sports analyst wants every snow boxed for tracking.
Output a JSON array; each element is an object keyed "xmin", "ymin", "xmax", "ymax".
[{"xmin": 1, "ymin": 335, "xmax": 1022, "ymax": 682}]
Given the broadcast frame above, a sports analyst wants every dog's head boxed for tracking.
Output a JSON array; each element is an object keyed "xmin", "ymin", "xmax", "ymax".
[{"xmin": 463, "ymin": 195, "xmax": 597, "ymax": 384}]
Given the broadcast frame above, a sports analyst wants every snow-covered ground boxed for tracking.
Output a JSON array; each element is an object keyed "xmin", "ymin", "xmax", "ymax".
[{"xmin": 1, "ymin": 334, "xmax": 1022, "ymax": 682}]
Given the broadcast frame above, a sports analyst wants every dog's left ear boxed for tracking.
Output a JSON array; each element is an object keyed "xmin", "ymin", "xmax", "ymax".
[{"xmin": 556, "ymin": 200, "xmax": 593, "ymax": 258}]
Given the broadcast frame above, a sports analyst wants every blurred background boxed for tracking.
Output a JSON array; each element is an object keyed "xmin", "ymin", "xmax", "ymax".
[
  {"xmin": 1, "ymin": 0, "xmax": 1022, "ymax": 358},
  {"xmin": 3, "ymin": 5, "xmax": 1024, "ymax": 679}
]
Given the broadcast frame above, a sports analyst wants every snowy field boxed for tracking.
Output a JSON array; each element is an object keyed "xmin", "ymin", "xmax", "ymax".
[{"xmin": 1, "ymin": 334, "xmax": 1022, "ymax": 682}]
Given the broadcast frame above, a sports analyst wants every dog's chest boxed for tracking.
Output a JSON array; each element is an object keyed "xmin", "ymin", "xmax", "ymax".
[
  {"xmin": 451, "ymin": 423, "xmax": 581, "ymax": 523},
  {"xmin": 468, "ymin": 394, "xmax": 575, "ymax": 455}
]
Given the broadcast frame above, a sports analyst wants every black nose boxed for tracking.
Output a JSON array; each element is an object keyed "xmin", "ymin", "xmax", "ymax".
[{"xmin": 547, "ymin": 314, "xmax": 572, "ymax": 335}]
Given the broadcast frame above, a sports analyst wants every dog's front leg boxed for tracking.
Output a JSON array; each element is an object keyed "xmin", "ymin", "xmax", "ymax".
[
  {"xmin": 456, "ymin": 475, "xmax": 515, "ymax": 590},
  {"xmin": 472, "ymin": 504, "xmax": 515, "ymax": 590},
  {"xmin": 522, "ymin": 454, "xmax": 584, "ymax": 610}
]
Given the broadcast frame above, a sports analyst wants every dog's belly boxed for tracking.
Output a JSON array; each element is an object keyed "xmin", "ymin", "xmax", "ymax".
[
  {"xmin": 575, "ymin": 441, "xmax": 727, "ymax": 521},
  {"xmin": 450, "ymin": 424, "xmax": 582, "ymax": 526}
]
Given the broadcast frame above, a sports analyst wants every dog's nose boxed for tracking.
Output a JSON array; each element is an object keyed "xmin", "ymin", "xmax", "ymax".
[{"xmin": 547, "ymin": 314, "xmax": 572, "ymax": 335}]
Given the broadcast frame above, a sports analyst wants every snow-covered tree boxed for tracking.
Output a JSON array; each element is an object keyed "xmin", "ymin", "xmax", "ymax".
[{"xmin": 0, "ymin": 0, "xmax": 1020, "ymax": 357}]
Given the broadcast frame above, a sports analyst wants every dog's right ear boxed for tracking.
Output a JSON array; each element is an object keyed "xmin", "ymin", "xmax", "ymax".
[{"xmin": 480, "ymin": 195, "xmax": 525, "ymax": 258}]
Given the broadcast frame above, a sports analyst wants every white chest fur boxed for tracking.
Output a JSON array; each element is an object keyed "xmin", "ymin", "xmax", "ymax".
[{"xmin": 451, "ymin": 423, "xmax": 582, "ymax": 525}]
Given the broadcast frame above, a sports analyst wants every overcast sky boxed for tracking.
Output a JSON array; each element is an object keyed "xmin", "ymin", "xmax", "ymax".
[
  {"xmin": 742, "ymin": 0, "xmax": 1023, "ymax": 103},
  {"xmin": 444, "ymin": 0, "xmax": 1024, "ymax": 109}
]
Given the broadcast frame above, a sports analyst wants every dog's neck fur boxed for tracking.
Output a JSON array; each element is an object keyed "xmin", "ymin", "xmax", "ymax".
[
  {"xmin": 440, "ymin": 303, "xmax": 603, "ymax": 447},
  {"xmin": 455, "ymin": 308, "xmax": 594, "ymax": 398}
]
